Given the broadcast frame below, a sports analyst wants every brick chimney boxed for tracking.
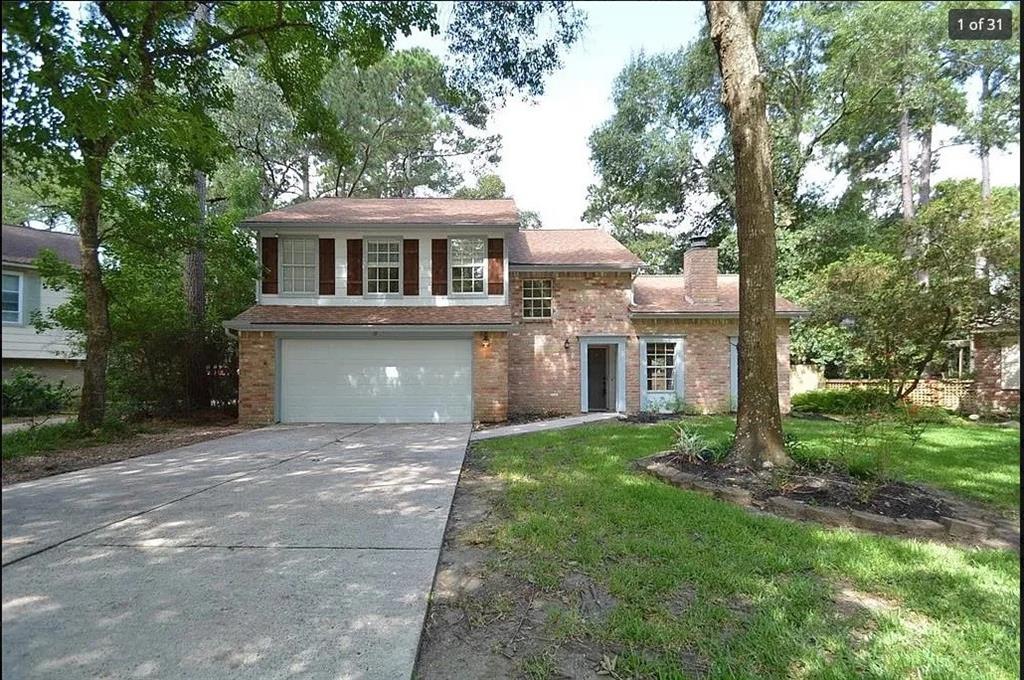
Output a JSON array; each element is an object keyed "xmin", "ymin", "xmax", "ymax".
[{"xmin": 682, "ymin": 236, "xmax": 719, "ymax": 304}]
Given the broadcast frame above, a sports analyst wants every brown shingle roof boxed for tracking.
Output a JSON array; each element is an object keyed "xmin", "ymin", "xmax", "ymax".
[
  {"xmin": 228, "ymin": 305, "xmax": 511, "ymax": 327},
  {"xmin": 243, "ymin": 198, "xmax": 520, "ymax": 227},
  {"xmin": 631, "ymin": 274, "xmax": 806, "ymax": 316},
  {"xmin": 2, "ymin": 224, "xmax": 80, "ymax": 267},
  {"xmin": 508, "ymin": 229, "xmax": 642, "ymax": 269}
]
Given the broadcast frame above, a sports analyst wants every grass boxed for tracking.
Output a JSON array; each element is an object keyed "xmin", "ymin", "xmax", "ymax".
[
  {"xmin": 1, "ymin": 420, "xmax": 159, "ymax": 460},
  {"xmin": 682, "ymin": 415, "xmax": 1021, "ymax": 508},
  {"xmin": 473, "ymin": 421, "xmax": 1020, "ymax": 679}
]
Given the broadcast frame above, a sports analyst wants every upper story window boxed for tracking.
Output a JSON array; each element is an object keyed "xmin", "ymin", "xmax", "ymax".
[
  {"xmin": 450, "ymin": 238, "xmax": 486, "ymax": 294},
  {"xmin": 522, "ymin": 279, "xmax": 552, "ymax": 319},
  {"xmin": 280, "ymin": 237, "xmax": 317, "ymax": 294},
  {"xmin": 645, "ymin": 342, "xmax": 677, "ymax": 392},
  {"xmin": 366, "ymin": 239, "xmax": 401, "ymax": 295},
  {"xmin": 2, "ymin": 272, "xmax": 22, "ymax": 324}
]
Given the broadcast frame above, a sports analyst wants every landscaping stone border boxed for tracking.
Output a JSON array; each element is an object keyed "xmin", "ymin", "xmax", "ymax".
[{"xmin": 637, "ymin": 455, "xmax": 994, "ymax": 543}]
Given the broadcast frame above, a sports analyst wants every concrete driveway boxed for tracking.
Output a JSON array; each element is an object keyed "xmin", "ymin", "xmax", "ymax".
[{"xmin": 1, "ymin": 423, "xmax": 469, "ymax": 679}]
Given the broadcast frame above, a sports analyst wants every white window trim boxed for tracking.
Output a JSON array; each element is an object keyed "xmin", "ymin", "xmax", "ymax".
[
  {"xmin": 278, "ymin": 235, "xmax": 319, "ymax": 296},
  {"xmin": 363, "ymin": 237, "xmax": 403, "ymax": 298},
  {"xmin": 2, "ymin": 270, "xmax": 23, "ymax": 326},
  {"xmin": 1001, "ymin": 342, "xmax": 1020, "ymax": 390},
  {"xmin": 522, "ymin": 278, "xmax": 553, "ymax": 320},
  {"xmin": 448, "ymin": 236, "xmax": 487, "ymax": 297},
  {"xmin": 639, "ymin": 336, "xmax": 685, "ymax": 412}
]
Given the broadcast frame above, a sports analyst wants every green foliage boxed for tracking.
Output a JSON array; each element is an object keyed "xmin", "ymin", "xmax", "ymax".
[
  {"xmin": 453, "ymin": 173, "xmax": 508, "ymax": 199},
  {"xmin": 791, "ymin": 388, "xmax": 895, "ymax": 415},
  {"xmin": 1, "ymin": 369, "xmax": 76, "ymax": 417},
  {"xmin": 1, "ymin": 419, "xmax": 153, "ymax": 460}
]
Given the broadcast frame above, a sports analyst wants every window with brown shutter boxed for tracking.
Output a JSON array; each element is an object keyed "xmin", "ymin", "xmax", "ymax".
[
  {"xmin": 431, "ymin": 238, "xmax": 447, "ymax": 295},
  {"xmin": 261, "ymin": 237, "xmax": 278, "ymax": 295},
  {"xmin": 318, "ymin": 238, "xmax": 335, "ymax": 295},
  {"xmin": 487, "ymin": 238, "xmax": 504, "ymax": 295},
  {"xmin": 346, "ymin": 239, "xmax": 363, "ymax": 296},
  {"xmin": 403, "ymin": 239, "xmax": 419, "ymax": 296}
]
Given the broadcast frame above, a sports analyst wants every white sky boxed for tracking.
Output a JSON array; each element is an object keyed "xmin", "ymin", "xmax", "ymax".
[{"xmin": 403, "ymin": 1, "xmax": 1020, "ymax": 229}]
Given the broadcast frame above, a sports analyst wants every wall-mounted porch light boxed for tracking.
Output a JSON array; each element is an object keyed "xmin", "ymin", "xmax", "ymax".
[
  {"xmin": 563, "ymin": 338, "xmax": 571, "ymax": 351},
  {"xmin": 481, "ymin": 332, "xmax": 491, "ymax": 348}
]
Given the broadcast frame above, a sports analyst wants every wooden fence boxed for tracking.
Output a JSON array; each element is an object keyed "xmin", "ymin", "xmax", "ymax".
[{"xmin": 822, "ymin": 379, "xmax": 973, "ymax": 410}]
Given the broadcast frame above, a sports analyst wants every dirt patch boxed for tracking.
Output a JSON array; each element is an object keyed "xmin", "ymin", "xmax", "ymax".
[
  {"xmin": 416, "ymin": 450, "xmax": 627, "ymax": 680},
  {"xmin": 658, "ymin": 454, "xmax": 953, "ymax": 521},
  {"xmin": 2, "ymin": 419, "xmax": 248, "ymax": 485}
]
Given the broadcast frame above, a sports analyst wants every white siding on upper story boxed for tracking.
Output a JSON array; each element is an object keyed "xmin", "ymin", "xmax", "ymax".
[
  {"xmin": 1, "ymin": 265, "xmax": 83, "ymax": 360},
  {"xmin": 258, "ymin": 227, "xmax": 510, "ymax": 307}
]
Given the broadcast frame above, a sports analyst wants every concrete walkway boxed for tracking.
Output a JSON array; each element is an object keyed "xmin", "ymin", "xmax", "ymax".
[
  {"xmin": 2, "ymin": 423, "xmax": 470, "ymax": 679},
  {"xmin": 2, "ymin": 414, "xmax": 73, "ymax": 435},
  {"xmin": 471, "ymin": 412, "xmax": 621, "ymax": 441}
]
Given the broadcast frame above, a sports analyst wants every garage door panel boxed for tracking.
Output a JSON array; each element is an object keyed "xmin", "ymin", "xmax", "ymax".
[{"xmin": 280, "ymin": 338, "xmax": 472, "ymax": 423}]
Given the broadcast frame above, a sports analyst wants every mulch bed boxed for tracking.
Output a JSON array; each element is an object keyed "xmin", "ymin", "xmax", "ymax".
[
  {"xmin": 2, "ymin": 419, "xmax": 249, "ymax": 485},
  {"xmin": 656, "ymin": 454, "xmax": 954, "ymax": 521}
]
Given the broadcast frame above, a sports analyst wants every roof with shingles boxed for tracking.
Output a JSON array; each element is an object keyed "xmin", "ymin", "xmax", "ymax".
[
  {"xmin": 242, "ymin": 198, "xmax": 521, "ymax": 227},
  {"xmin": 507, "ymin": 229, "xmax": 642, "ymax": 269},
  {"xmin": 2, "ymin": 224, "xmax": 80, "ymax": 267},
  {"xmin": 630, "ymin": 274, "xmax": 806, "ymax": 315},
  {"xmin": 229, "ymin": 305, "xmax": 512, "ymax": 327}
]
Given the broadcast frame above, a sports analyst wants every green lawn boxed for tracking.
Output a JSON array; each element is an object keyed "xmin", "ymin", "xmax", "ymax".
[
  {"xmin": 682, "ymin": 415, "xmax": 1021, "ymax": 508},
  {"xmin": 473, "ymin": 421, "xmax": 1020, "ymax": 679},
  {"xmin": 1, "ymin": 420, "xmax": 157, "ymax": 459}
]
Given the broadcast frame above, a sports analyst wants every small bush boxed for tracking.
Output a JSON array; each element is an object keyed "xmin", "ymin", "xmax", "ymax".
[
  {"xmin": 791, "ymin": 388, "xmax": 895, "ymax": 415},
  {"xmin": 672, "ymin": 424, "xmax": 727, "ymax": 463},
  {"xmin": 1, "ymin": 369, "xmax": 76, "ymax": 417}
]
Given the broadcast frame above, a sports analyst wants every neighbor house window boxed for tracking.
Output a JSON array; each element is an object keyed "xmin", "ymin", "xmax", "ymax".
[
  {"xmin": 366, "ymin": 239, "xmax": 401, "ymax": 294},
  {"xmin": 1002, "ymin": 342, "xmax": 1020, "ymax": 390},
  {"xmin": 2, "ymin": 272, "xmax": 21, "ymax": 324},
  {"xmin": 450, "ymin": 238, "xmax": 486, "ymax": 294},
  {"xmin": 280, "ymin": 237, "xmax": 317, "ymax": 294},
  {"xmin": 646, "ymin": 342, "xmax": 676, "ymax": 392},
  {"xmin": 522, "ymin": 279, "xmax": 552, "ymax": 319}
]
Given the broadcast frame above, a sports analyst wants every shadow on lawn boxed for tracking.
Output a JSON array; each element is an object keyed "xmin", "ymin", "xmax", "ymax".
[{"xmin": 470, "ymin": 423, "xmax": 1020, "ymax": 679}]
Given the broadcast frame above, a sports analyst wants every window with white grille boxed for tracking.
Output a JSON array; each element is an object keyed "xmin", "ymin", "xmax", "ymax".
[
  {"xmin": 280, "ymin": 238, "xmax": 317, "ymax": 294},
  {"xmin": 366, "ymin": 240, "xmax": 401, "ymax": 294},
  {"xmin": 522, "ymin": 279, "xmax": 552, "ymax": 319},
  {"xmin": 1001, "ymin": 342, "xmax": 1020, "ymax": 390},
  {"xmin": 450, "ymin": 238, "xmax": 485, "ymax": 294},
  {"xmin": 645, "ymin": 342, "xmax": 676, "ymax": 392}
]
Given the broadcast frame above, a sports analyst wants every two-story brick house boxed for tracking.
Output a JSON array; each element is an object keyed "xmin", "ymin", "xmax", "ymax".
[{"xmin": 226, "ymin": 198, "xmax": 806, "ymax": 424}]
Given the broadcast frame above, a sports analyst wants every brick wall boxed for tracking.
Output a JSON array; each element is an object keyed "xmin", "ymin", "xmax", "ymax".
[
  {"xmin": 238, "ymin": 331, "xmax": 276, "ymax": 425},
  {"xmin": 633, "ymin": 318, "xmax": 792, "ymax": 414},
  {"xmin": 968, "ymin": 332, "xmax": 1020, "ymax": 413},
  {"xmin": 473, "ymin": 331, "xmax": 508, "ymax": 422},
  {"xmin": 508, "ymin": 271, "xmax": 636, "ymax": 416},
  {"xmin": 682, "ymin": 248, "xmax": 719, "ymax": 303},
  {"xmin": 508, "ymin": 271, "xmax": 793, "ymax": 416}
]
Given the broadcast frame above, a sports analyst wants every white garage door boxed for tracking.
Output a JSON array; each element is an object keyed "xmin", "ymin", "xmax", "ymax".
[{"xmin": 279, "ymin": 338, "xmax": 472, "ymax": 423}]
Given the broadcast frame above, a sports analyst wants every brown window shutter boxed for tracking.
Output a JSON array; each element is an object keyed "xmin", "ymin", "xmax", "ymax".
[
  {"xmin": 431, "ymin": 238, "xmax": 448, "ymax": 295},
  {"xmin": 261, "ymin": 237, "xmax": 278, "ymax": 295},
  {"xmin": 346, "ymin": 239, "xmax": 363, "ymax": 296},
  {"xmin": 318, "ymin": 238, "xmax": 335, "ymax": 295},
  {"xmin": 487, "ymin": 238, "xmax": 504, "ymax": 295},
  {"xmin": 403, "ymin": 239, "xmax": 419, "ymax": 296}
]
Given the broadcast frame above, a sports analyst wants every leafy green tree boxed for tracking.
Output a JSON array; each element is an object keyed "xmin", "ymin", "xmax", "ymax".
[
  {"xmin": 453, "ymin": 173, "xmax": 508, "ymax": 199},
  {"xmin": 3, "ymin": 1, "xmax": 585, "ymax": 426},
  {"xmin": 806, "ymin": 180, "xmax": 1020, "ymax": 394}
]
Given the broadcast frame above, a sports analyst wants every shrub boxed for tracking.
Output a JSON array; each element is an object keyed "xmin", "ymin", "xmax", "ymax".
[
  {"xmin": 672, "ymin": 424, "xmax": 727, "ymax": 463},
  {"xmin": 791, "ymin": 388, "xmax": 895, "ymax": 415},
  {"xmin": 1, "ymin": 369, "xmax": 76, "ymax": 417}
]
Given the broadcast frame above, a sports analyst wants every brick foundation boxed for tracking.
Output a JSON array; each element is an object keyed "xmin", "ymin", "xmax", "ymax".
[
  {"xmin": 473, "ymin": 331, "xmax": 509, "ymax": 422},
  {"xmin": 238, "ymin": 331, "xmax": 276, "ymax": 425}
]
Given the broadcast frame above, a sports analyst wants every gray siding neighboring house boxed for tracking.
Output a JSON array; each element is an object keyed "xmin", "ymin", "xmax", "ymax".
[{"xmin": 2, "ymin": 224, "xmax": 84, "ymax": 386}]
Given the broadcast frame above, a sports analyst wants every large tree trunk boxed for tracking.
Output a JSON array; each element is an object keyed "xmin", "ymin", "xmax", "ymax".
[
  {"xmin": 183, "ymin": 168, "xmax": 208, "ymax": 411},
  {"xmin": 77, "ymin": 150, "xmax": 113, "ymax": 429},
  {"xmin": 980, "ymin": 68, "xmax": 992, "ymax": 200},
  {"xmin": 706, "ymin": 0, "xmax": 790, "ymax": 468},
  {"xmin": 918, "ymin": 126, "xmax": 932, "ymax": 207},
  {"xmin": 899, "ymin": 108, "xmax": 915, "ymax": 222},
  {"xmin": 183, "ymin": 1, "xmax": 210, "ymax": 412}
]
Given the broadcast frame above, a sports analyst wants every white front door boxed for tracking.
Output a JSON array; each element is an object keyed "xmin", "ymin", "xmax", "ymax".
[{"xmin": 279, "ymin": 338, "xmax": 473, "ymax": 423}]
